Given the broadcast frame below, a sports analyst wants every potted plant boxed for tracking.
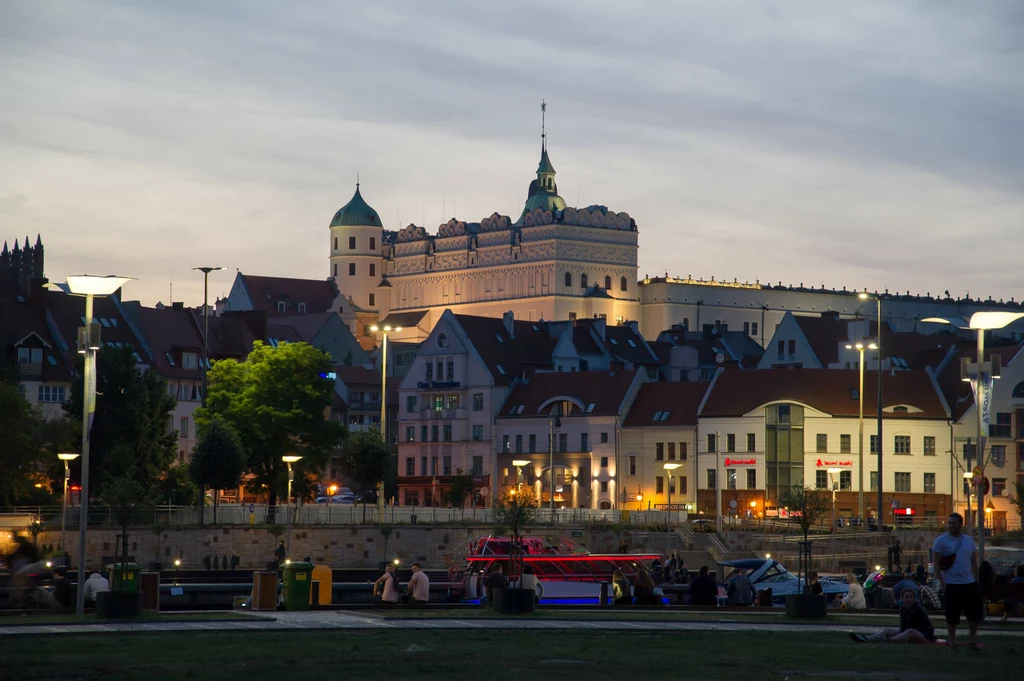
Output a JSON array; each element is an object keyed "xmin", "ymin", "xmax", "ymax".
[
  {"xmin": 778, "ymin": 485, "xmax": 831, "ymax": 620},
  {"xmin": 492, "ymin": 487, "xmax": 539, "ymax": 614}
]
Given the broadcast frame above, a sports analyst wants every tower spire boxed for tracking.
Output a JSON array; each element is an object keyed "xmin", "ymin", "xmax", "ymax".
[{"xmin": 541, "ymin": 100, "xmax": 546, "ymax": 152}]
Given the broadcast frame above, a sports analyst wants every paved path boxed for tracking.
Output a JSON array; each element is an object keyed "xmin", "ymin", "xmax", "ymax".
[{"xmin": 3, "ymin": 611, "xmax": 1024, "ymax": 637}]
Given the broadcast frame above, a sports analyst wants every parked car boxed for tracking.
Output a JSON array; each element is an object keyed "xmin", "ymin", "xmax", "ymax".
[{"xmin": 330, "ymin": 494, "xmax": 356, "ymax": 504}]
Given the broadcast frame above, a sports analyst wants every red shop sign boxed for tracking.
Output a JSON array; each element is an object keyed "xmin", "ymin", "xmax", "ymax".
[
  {"xmin": 724, "ymin": 458, "xmax": 756, "ymax": 466},
  {"xmin": 815, "ymin": 458, "xmax": 853, "ymax": 468}
]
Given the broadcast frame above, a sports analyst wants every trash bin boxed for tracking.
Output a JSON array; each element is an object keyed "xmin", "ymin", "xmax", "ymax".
[
  {"xmin": 108, "ymin": 563, "xmax": 142, "ymax": 592},
  {"xmin": 140, "ymin": 572, "xmax": 160, "ymax": 611},
  {"xmin": 252, "ymin": 571, "xmax": 278, "ymax": 612},
  {"xmin": 758, "ymin": 587, "xmax": 773, "ymax": 607},
  {"xmin": 282, "ymin": 561, "xmax": 313, "ymax": 611}
]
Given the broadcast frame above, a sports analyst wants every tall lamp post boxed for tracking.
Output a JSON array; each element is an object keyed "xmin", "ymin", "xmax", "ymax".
[
  {"xmin": 53, "ymin": 274, "xmax": 134, "ymax": 616},
  {"xmin": 923, "ymin": 311, "xmax": 1024, "ymax": 564},
  {"xmin": 57, "ymin": 452, "xmax": 79, "ymax": 563},
  {"xmin": 192, "ymin": 266, "xmax": 224, "ymax": 527},
  {"xmin": 963, "ymin": 470, "xmax": 974, "ymax": 534},
  {"xmin": 827, "ymin": 467, "xmax": 841, "ymax": 572},
  {"xmin": 664, "ymin": 462, "xmax": 681, "ymax": 556},
  {"xmin": 846, "ymin": 341, "xmax": 877, "ymax": 525},
  {"xmin": 282, "ymin": 455, "xmax": 303, "ymax": 559},
  {"xmin": 370, "ymin": 324, "xmax": 402, "ymax": 444},
  {"xmin": 549, "ymin": 412, "xmax": 561, "ymax": 512},
  {"xmin": 858, "ymin": 293, "xmax": 884, "ymax": 532}
]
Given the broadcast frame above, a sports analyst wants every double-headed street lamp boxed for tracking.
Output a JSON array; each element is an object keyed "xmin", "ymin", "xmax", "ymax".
[
  {"xmin": 664, "ymin": 462, "xmax": 681, "ymax": 556},
  {"xmin": 52, "ymin": 274, "xmax": 134, "ymax": 616},
  {"xmin": 845, "ymin": 341, "xmax": 878, "ymax": 525},
  {"xmin": 858, "ymin": 292, "xmax": 884, "ymax": 532},
  {"xmin": 370, "ymin": 324, "xmax": 402, "ymax": 443},
  {"xmin": 923, "ymin": 311, "xmax": 1024, "ymax": 564},
  {"xmin": 282, "ymin": 455, "xmax": 303, "ymax": 559},
  {"xmin": 827, "ymin": 467, "xmax": 841, "ymax": 572},
  {"xmin": 57, "ymin": 452, "xmax": 79, "ymax": 563}
]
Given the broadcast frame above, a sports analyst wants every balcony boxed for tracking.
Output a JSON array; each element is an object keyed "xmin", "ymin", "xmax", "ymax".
[
  {"xmin": 17, "ymin": 362, "xmax": 42, "ymax": 379},
  {"xmin": 416, "ymin": 407, "xmax": 467, "ymax": 420}
]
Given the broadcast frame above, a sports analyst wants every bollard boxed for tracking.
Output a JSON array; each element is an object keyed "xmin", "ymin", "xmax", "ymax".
[
  {"xmin": 310, "ymin": 580, "xmax": 320, "ymax": 608},
  {"xmin": 599, "ymin": 582, "xmax": 609, "ymax": 607}
]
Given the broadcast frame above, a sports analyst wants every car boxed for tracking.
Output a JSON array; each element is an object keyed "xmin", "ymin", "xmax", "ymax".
[
  {"xmin": 717, "ymin": 558, "xmax": 849, "ymax": 604},
  {"xmin": 330, "ymin": 494, "xmax": 356, "ymax": 504}
]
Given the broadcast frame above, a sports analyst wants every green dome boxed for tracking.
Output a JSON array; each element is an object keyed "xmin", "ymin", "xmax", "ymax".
[
  {"xmin": 330, "ymin": 186, "xmax": 380, "ymax": 228},
  {"xmin": 523, "ymin": 191, "xmax": 566, "ymax": 215}
]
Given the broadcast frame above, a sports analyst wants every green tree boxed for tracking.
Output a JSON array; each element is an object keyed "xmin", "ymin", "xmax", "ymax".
[
  {"xmin": 65, "ymin": 345, "xmax": 177, "ymax": 495},
  {"xmin": 189, "ymin": 416, "xmax": 245, "ymax": 524},
  {"xmin": 447, "ymin": 470, "xmax": 475, "ymax": 519},
  {"xmin": 197, "ymin": 341, "xmax": 345, "ymax": 520},
  {"xmin": 1011, "ymin": 480, "xmax": 1024, "ymax": 528},
  {"xmin": 0, "ymin": 382, "xmax": 74, "ymax": 505},
  {"xmin": 779, "ymin": 486, "xmax": 832, "ymax": 594},
  {"xmin": 335, "ymin": 430, "xmax": 392, "ymax": 521},
  {"xmin": 158, "ymin": 464, "xmax": 198, "ymax": 506},
  {"xmin": 495, "ymin": 487, "xmax": 539, "ymax": 586},
  {"xmin": 102, "ymin": 473, "xmax": 156, "ymax": 591}
]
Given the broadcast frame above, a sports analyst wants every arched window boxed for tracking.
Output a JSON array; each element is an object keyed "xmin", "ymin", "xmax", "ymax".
[
  {"xmin": 580, "ymin": 273, "xmax": 588, "ymax": 289},
  {"xmin": 620, "ymin": 276, "xmax": 628, "ymax": 292},
  {"xmin": 604, "ymin": 275, "xmax": 612, "ymax": 290},
  {"xmin": 564, "ymin": 272, "xmax": 572, "ymax": 287},
  {"xmin": 1013, "ymin": 381, "xmax": 1024, "ymax": 399}
]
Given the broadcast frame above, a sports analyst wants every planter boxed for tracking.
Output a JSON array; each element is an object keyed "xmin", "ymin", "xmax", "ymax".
[
  {"xmin": 492, "ymin": 588, "xmax": 536, "ymax": 615},
  {"xmin": 784, "ymin": 594, "xmax": 826, "ymax": 620},
  {"xmin": 97, "ymin": 590, "xmax": 142, "ymax": 619}
]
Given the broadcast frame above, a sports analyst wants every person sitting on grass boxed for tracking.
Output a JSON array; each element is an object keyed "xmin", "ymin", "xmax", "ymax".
[
  {"xmin": 841, "ymin": 573, "xmax": 866, "ymax": 609},
  {"xmin": 850, "ymin": 586, "xmax": 936, "ymax": 644}
]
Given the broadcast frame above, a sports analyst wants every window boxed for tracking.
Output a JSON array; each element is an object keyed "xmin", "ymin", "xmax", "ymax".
[
  {"xmin": 788, "ymin": 339, "xmax": 796, "ymax": 356},
  {"xmin": 472, "ymin": 425, "xmax": 483, "ymax": 441},
  {"xmin": 924, "ymin": 472, "xmax": 936, "ymax": 494},
  {"xmin": 620, "ymin": 276, "xmax": 627, "ymax": 292},
  {"xmin": 443, "ymin": 456, "xmax": 452, "ymax": 476},
  {"xmin": 679, "ymin": 476, "xmax": 688, "ymax": 495},
  {"xmin": 405, "ymin": 458, "xmax": 415, "ymax": 476},
  {"xmin": 992, "ymin": 412, "xmax": 1012, "ymax": 438},
  {"xmin": 993, "ymin": 478, "xmax": 1006, "ymax": 497},
  {"xmin": 894, "ymin": 435, "xmax": 911, "ymax": 455},
  {"xmin": 405, "ymin": 426, "xmax": 414, "ymax": 442},
  {"xmin": 370, "ymin": 237, "xmax": 376, "ymax": 250},
  {"xmin": 991, "ymin": 445, "xmax": 1006, "ymax": 465},
  {"xmin": 445, "ymin": 394, "xmax": 458, "ymax": 410},
  {"xmin": 870, "ymin": 434, "xmax": 878, "ymax": 454},
  {"xmin": 369, "ymin": 263, "xmax": 376, "ymax": 277},
  {"xmin": 298, "ymin": 302, "xmax": 307, "ymax": 314},
  {"xmin": 680, "ymin": 442, "xmax": 688, "ymax": 460},
  {"xmin": 471, "ymin": 456, "xmax": 483, "ymax": 475},
  {"xmin": 840, "ymin": 434, "xmax": 851, "ymax": 454},
  {"xmin": 747, "ymin": 469, "xmax": 756, "ymax": 490},
  {"xmin": 777, "ymin": 340, "xmax": 785, "ymax": 359},
  {"xmin": 895, "ymin": 472, "xmax": 911, "ymax": 492},
  {"xmin": 727, "ymin": 469, "xmax": 737, "ymax": 490},
  {"xmin": 180, "ymin": 416, "xmax": 189, "ymax": 439},
  {"xmin": 515, "ymin": 434, "xmax": 523, "ymax": 453},
  {"xmin": 564, "ymin": 272, "xmax": 572, "ymax": 287},
  {"xmin": 600, "ymin": 480, "xmax": 608, "ymax": 493},
  {"xmin": 421, "ymin": 456, "xmax": 427, "ymax": 475},
  {"xmin": 333, "ymin": 237, "xmax": 338, "ymax": 250},
  {"xmin": 655, "ymin": 443, "xmax": 664, "ymax": 461},
  {"xmin": 431, "ymin": 425, "xmax": 439, "ymax": 442},
  {"xmin": 600, "ymin": 432, "xmax": 608, "ymax": 444},
  {"xmin": 333, "ymin": 264, "xmax": 337, "ymax": 277},
  {"xmin": 752, "ymin": 322, "xmax": 758, "ymax": 337},
  {"xmin": 656, "ymin": 476, "xmax": 664, "ymax": 494},
  {"xmin": 746, "ymin": 433, "xmax": 755, "ymax": 452},
  {"xmin": 369, "ymin": 293, "xmax": 375, "ymax": 307},
  {"xmin": 421, "ymin": 426, "xmax": 427, "ymax": 442},
  {"xmin": 446, "ymin": 360, "xmax": 454, "ymax": 380},
  {"xmin": 348, "ymin": 263, "xmax": 356, "ymax": 276},
  {"xmin": 580, "ymin": 433, "xmax": 589, "ymax": 452},
  {"xmin": 348, "ymin": 236, "xmax": 356, "ymax": 249},
  {"xmin": 443, "ymin": 425, "xmax": 452, "ymax": 442},
  {"xmin": 580, "ymin": 273, "xmax": 588, "ymax": 289},
  {"xmin": 726, "ymin": 434, "xmax": 736, "ymax": 452},
  {"xmin": 707, "ymin": 469, "xmax": 717, "ymax": 489},
  {"xmin": 277, "ymin": 301, "xmax": 286, "ymax": 312},
  {"xmin": 436, "ymin": 360, "xmax": 444, "ymax": 381},
  {"xmin": 559, "ymin": 433, "xmax": 567, "ymax": 452},
  {"xmin": 816, "ymin": 470, "xmax": 828, "ymax": 489},
  {"xmin": 605, "ymin": 275, "xmax": 612, "ymax": 289},
  {"xmin": 706, "ymin": 433, "xmax": 716, "ymax": 453},
  {"xmin": 870, "ymin": 471, "xmax": 878, "ymax": 492},
  {"xmin": 840, "ymin": 471, "xmax": 851, "ymax": 490},
  {"xmin": 668, "ymin": 442, "xmax": 676, "ymax": 460},
  {"xmin": 628, "ymin": 455, "xmax": 636, "ymax": 476},
  {"xmin": 406, "ymin": 396, "xmax": 417, "ymax": 413},
  {"xmin": 816, "ymin": 434, "xmax": 827, "ymax": 453},
  {"xmin": 425, "ymin": 363, "xmax": 433, "ymax": 381},
  {"xmin": 743, "ymin": 321, "xmax": 749, "ymax": 334},
  {"xmin": 37, "ymin": 385, "xmax": 66, "ymax": 403},
  {"xmin": 923, "ymin": 436, "xmax": 936, "ymax": 456},
  {"xmin": 472, "ymin": 393, "xmax": 483, "ymax": 411},
  {"xmin": 182, "ymin": 352, "xmax": 199, "ymax": 370},
  {"xmin": 404, "ymin": 491, "xmax": 420, "ymax": 507}
]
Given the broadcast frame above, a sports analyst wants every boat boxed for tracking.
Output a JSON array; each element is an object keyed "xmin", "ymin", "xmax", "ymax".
[
  {"xmin": 452, "ymin": 535, "xmax": 664, "ymax": 604},
  {"xmin": 717, "ymin": 558, "xmax": 849, "ymax": 604}
]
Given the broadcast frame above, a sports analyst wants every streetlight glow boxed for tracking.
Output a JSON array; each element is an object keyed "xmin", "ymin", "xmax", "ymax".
[
  {"xmin": 282, "ymin": 455, "xmax": 302, "ymax": 463},
  {"xmin": 282, "ymin": 455, "xmax": 303, "ymax": 560},
  {"xmin": 58, "ymin": 453, "xmax": 80, "ymax": 461},
  {"xmin": 64, "ymin": 275, "xmax": 135, "ymax": 296}
]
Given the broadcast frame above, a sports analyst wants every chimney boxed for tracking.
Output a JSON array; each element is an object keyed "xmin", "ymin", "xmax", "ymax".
[
  {"xmin": 172, "ymin": 302, "xmax": 184, "ymax": 311},
  {"xmin": 624, "ymin": 320, "xmax": 640, "ymax": 335},
  {"xmin": 503, "ymin": 311, "xmax": 515, "ymax": 339}
]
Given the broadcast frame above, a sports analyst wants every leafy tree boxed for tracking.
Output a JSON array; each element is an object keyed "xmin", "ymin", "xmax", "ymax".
[
  {"xmin": 0, "ymin": 382, "xmax": 73, "ymax": 505},
  {"xmin": 494, "ymin": 487, "xmax": 538, "ymax": 588},
  {"xmin": 189, "ymin": 416, "xmax": 245, "ymax": 523},
  {"xmin": 1011, "ymin": 481, "xmax": 1024, "ymax": 527},
  {"xmin": 158, "ymin": 464, "xmax": 198, "ymax": 506},
  {"xmin": 447, "ymin": 470, "xmax": 475, "ymax": 518},
  {"xmin": 779, "ymin": 486, "xmax": 832, "ymax": 594},
  {"xmin": 197, "ymin": 341, "xmax": 345, "ymax": 520},
  {"xmin": 101, "ymin": 472, "xmax": 156, "ymax": 590},
  {"xmin": 335, "ymin": 430, "xmax": 392, "ymax": 521},
  {"xmin": 65, "ymin": 346, "xmax": 177, "ymax": 495}
]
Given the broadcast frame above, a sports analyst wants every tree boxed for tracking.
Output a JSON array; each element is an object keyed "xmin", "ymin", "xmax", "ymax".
[
  {"xmin": 1011, "ymin": 480, "xmax": 1024, "ymax": 528},
  {"xmin": 0, "ymin": 381, "xmax": 73, "ymax": 505},
  {"xmin": 65, "ymin": 345, "xmax": 177, "ymax": 495},
  {"xmin": 779, "ymin": 486, "xmax": 832, "ymax": 595},
  {"xmin": 157, "ymin": 463, "xmax": 198, "ymax": 506},
  {"xmin": 494, "ymin": 487, "xmax": 539, "ymax": 586},
  {"xmin": 335, "ymin": 431, "xmax": 392, "ymax": 522},
  {"xmin": 197, "ymin": 341, "xmax": 345, "ymax": 521},
  {"xmin": 189, "ymin": 416, "xmax": 245, "ymax": 524},
  {"xmin": 447, "ymin": 470, "xmax": 475, "ymax": 519},
  {"xmin": 101, "ymin": 472, "xmax": 156, "ymax": 591}
]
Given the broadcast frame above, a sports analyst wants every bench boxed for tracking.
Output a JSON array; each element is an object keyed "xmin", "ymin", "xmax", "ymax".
[{"xmin": 985, "ymin": 581, "xmax": 1024, "ymax": 618}]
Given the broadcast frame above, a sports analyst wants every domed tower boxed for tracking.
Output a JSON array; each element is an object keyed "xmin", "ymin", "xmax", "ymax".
[
  {"xmin": 329, "ymin": 184, "xmax": 383, "ymax": 312},
  {"xmin": 516, "ymin": 102, "xmax": 567, "ymax": 224}
]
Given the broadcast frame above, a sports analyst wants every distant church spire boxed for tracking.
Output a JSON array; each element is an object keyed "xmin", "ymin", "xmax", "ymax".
[{"xmin": 541, "ymin": 99, "xmax": 546, "ymax": 152}]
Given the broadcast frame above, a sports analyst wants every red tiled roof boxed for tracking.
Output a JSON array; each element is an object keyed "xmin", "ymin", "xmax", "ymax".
[
  {"xmin": 240, "ymin": 275, "xmax": 337, "ymax": 318},
  {"xmin": 701, "ymin": 369, "xmax": 948, "ymax": 419},
  {"xmin": 498, "ymin": 369, "xmax": 641, "ymax": 418},
  {"xmin": 623, "ymin": 381, "xmax": 710, "ymax": 427},
  {"xmin": 135, "ymin": 306, "xmax": 205, "ymax": 379},
  {"xmin": 44, "ymin": 290, "xmax": 144, "ymax": 366},
  {"xmin": 454, "ymin": 314, "xmax": 559, "ymax": 385},
  {"xmin": 792, "ymin": 313, "xmax": 846, "ymax": 366}
]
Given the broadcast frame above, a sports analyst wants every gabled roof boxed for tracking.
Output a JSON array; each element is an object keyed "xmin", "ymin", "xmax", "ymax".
[
  {"xmin": 792, "ymin": 313, "xmax": 847, "ymax": 367},
  {"xmin": 623, "ymin": 381, "xmax": 710, "ymax": 427},
  {"xmin": 453, "ymin": 314, "xmax": 559, "ymax": 385},
  {"xmin": 379, "ymin": 310, "xmax": 429, "ymax": 330},
  {"xmin": 701, "ymin": 369, "xmax": 948, "ymax": 419},
  {"xmin": 239, "ymin": 275, "xmax": 337, "ymax": 318},
  {"xmin": 273, "ymin": 312, "xmax": 335, "ymax": 343},
  {"xmin": 935, "ymin": 342, "xmax": 1023, "ymax": 422},
  {"xmin": 0, "ymin": 294, "xmax": 71, "ymax": 383},
  {"xmin": 498, "ymin": 369, "xmax": 641, "ymax": 419},
  {"xmin": 134, "ymin": 306, "xmax": 205, "ymax": 379},
  {"xmin": 602, "ymin": 325, "xmax": 661, "ymax": 366},
  {"xmin": 197, "ymin": 312, "xmax": 261, "ymax": 359},
  {"xmin": 45, "ymin": 290, "xmax": 145, "ymax": 362}
]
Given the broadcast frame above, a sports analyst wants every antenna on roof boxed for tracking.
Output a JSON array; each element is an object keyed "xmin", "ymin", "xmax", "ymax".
[
  {"xmin": 169, "ymin": 272, "xmax": 172, "ymax": 303},
  {"xmin": 356, "ymin": 171, "xmax": 360, "ymax": 188},
  {"xmin": 541, "ymin": 100, "xmax": 546, "ymax": 151}
]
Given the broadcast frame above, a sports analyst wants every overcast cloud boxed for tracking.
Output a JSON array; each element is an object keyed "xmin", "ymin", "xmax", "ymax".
[{"xmin": 1, "ymin": 0, "xmax": 1022, "ymax": 307}]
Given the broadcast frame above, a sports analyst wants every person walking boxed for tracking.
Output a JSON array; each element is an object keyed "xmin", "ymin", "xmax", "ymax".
[
  {"xmin": 407, "ymin": 563, "xmax": 430, "ymax": 605},
  {"xmin": 274, "ymin": 541, "xmax": 286, "ymax": 569},
  {"xmin": 932, "ymin": 512, "xmax": 982, "ymax": 651}
]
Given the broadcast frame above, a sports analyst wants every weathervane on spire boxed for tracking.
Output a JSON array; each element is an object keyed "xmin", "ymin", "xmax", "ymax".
[{"xmin": 541, "ymin": 100, "xmax": 546, "ymax": 151}]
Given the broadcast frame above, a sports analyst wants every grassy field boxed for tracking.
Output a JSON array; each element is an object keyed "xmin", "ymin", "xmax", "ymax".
[
  {"xmin": 0, "ymin": 629, "xmax": 1019, "ymax": 681},
  {"xmin": 0, "ymin": 612, "xmax": 259, "ymax": 626}
]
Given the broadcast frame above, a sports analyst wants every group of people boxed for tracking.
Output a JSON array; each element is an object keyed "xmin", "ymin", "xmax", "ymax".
[{"xmin": 371, "ymin": 562, "xmax": 430, "ymax": 604}]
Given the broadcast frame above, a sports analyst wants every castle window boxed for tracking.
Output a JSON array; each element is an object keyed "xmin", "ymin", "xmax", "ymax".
[
  {"xmin": 369, "ymin": 263, "xmax": 376, "ymax": 277},
  {"xmin": 334, "ymin": 237, "xmax": 338, "ymax": 250},
  {"xmin": 277, "ymin": 301, "xmax": 286, "ymax": 312},
  {"xmin": 580, "ymin": 274, "xmax": 588, "ymax": 289},
  {"xmin": 349, "ymin": 236, "xmax": 356, "ymax": 249},
  {"xmin": 333, "ymin": 264, "xmax": 337, "ymax": 277},
  {"xmin": 620, "ymin": 276, "xmax": 628, "ymax": 292},
  {"xmin": 348, "ymin": 263, "xmax": 356, "ymax": 276},
  {"xmin": 564, "ymin": 272, "xmax": 572, "ymax": 287},
  {"xmin": 370, "ymin": 237, "xmax": 376, "ymax": 250},
  {"xmin": 369, "ymin": 294, "xmax": 375, "ymax": 307},
  {"xmin": 605, "ymin": 275, "xmax": 611, "ymax": 290}
]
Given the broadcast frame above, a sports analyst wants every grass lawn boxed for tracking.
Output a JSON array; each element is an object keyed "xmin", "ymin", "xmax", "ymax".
[
  {"xmin": 0, "ymin": 612, "xmax": 259, "ymax": 626},
  {"xmin": 1, "ymin": 630, "xmax": 1019, "ymax": 681}
]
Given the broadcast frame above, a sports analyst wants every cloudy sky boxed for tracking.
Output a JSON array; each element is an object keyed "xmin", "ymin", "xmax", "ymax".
[{"xmin": 1, "ymin": 1, "xmax": 1022, "ymax": 307}]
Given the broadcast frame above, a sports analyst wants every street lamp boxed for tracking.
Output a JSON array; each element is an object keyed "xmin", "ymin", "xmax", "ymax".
[
  {"xmin": 963, "ymin": 471, "xmax": 974, "ymax": 534},
  {"xmin": 827, "ymin": 467, "xmax": 841, "ymax": 573},
  {"xmin": 664, "ymin": 462, "xmax": 681, "ymax": 556},
  {"xmin": 548, "ymin": 412, "xmax": 562, "ymax": 512},
  {"xmin": 369, "ymin": 324, "xmax": 402, "ymax": 443},
  {"xmin": 53, "ymin": 274, "xmax": 134, "ymax": 616},
  {"xmin": 282, "ymin": 455, "xmax": 303, "ymax": 559},
  {"xmin": 858, "ymin": 292, "xmax": 884, "ymax": 533},
  {"xmin": 57, "ymin": 453, "xmax": 79, "ymax": 563},
  {"xmin": 192, "ymin": 267, "xmax": 225, "ymax": 527},
  {"xmin": 923, "ymin": 310, "xmax": 1024, "ymax": 563},
  {"xmin": 846, "ymin": 341, "xmax": 878, "ymax": 525}
]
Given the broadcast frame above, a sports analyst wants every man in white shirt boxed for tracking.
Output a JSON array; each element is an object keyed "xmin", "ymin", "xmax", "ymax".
[
  {"xmin": 932, "ymin": 513, "xmax": 981, "ymax": 651},
  {"xmin": 82, "ymin": 570, "xmax": 110, "ymax": 607},
  {"xmin": 407, "ymin": 563, "xmax": 430, "ymax": 605}
]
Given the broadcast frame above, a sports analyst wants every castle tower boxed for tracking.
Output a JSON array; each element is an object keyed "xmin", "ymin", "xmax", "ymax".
[{"xmin": 329, "ymin": 184, "xmax": 383, "ymax": 312}]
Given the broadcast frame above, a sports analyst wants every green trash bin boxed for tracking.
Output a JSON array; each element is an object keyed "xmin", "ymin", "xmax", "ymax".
[
  {"xmin": 282, "ymin": 561, "xmax": 313, "ymax": 611},
  {"xmin": 108, "ymin": 563, "xmax": 142, "ymax": 592}
]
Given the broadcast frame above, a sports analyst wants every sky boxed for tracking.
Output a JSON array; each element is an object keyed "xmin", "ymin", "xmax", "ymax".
[{"xmin": 1, "ymin": 1, "xmax": 1022, "ymax": 308}]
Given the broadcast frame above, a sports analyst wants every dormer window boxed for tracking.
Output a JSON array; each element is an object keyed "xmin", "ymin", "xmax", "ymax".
[
  {"xmin": 298, "ymin": 303, "xmax": 307, "ymax": 314},
  {"xmin": 17, "ymin": 347, "xmax": 43, "ymax": 363},
  {"xmin": 277, "ymin": 301, "xmax": 286, "ymax": 313},
  {"xmin": 182, "ymin": 353, "xmax": 199, "ymax": 370}
]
